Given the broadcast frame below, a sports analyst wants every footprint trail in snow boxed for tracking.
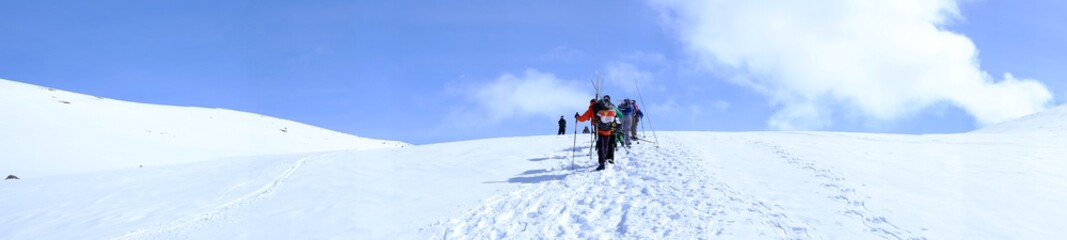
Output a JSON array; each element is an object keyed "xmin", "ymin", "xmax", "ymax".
[{"xmin": 431, "ymin": 139, "xmax": 815, "ymax": 239}]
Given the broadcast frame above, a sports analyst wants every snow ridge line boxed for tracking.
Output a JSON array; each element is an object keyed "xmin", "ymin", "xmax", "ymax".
[
  {"xmin": 431, "ymin": 138, "xmax": 814, "ymax": 239},
  {"xmin": 751, "ymin": 140, "xmax": 926, "ymax": 240},
  {"xmin": 112, "ymin": 157, "xmax": 309, "ymax": 240}
]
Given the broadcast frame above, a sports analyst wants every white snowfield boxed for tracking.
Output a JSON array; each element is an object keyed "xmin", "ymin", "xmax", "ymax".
[
  {"xmin": 2, "ymin": 79, "xmax": 1065, "ymax": 239},
  {"xmin": 0, "ymin": 79, "xmax": 410, "ymax": 177}
]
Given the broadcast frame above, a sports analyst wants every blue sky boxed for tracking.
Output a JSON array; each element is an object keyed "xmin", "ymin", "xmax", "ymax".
[{"xmin": 2, "ymin": 0, "xmax": 1064, "ymax": 144}]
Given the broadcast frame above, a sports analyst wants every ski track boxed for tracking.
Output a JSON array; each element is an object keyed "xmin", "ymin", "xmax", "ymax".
[
  {"xmin": 750, "ymin": 140, "xmax": 927, "ymax": 240},
  {"xmin": 431, "ymin": 138, "xmax": 815, "ymax": 239},
  {"xmin": 111, "ymin": 157, "xmax": 309, "ymax": 240}
]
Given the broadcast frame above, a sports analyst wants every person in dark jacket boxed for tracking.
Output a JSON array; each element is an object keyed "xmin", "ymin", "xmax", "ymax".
[{"xmin": 557, "ymin": 116, "xmax": 567, "ymax": 135}]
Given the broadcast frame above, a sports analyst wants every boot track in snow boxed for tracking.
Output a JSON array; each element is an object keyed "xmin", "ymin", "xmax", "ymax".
[{"xmin": 751, "ymin": 140, "xmax": 927, "ymax": 240}]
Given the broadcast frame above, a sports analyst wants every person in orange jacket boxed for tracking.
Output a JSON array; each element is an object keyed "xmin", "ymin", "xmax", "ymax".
[{"xmin": 575, "ymin": 95, "xmax": 622, "ymax": 171}]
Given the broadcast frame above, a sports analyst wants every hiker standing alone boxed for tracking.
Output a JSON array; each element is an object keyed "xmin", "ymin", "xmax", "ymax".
[{"xmin": 557, "ymin": 116, "xmax": 567, "ymax": 135}]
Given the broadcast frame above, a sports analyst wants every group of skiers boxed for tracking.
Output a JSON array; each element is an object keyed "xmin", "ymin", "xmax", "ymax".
[{"xmin": 564, "ymin": 95, "xmax": 643, "ymax": 171}]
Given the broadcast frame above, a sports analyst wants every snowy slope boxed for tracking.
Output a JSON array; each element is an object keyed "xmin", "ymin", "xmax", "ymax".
[
  {"xmin": 2, "ymin": 126, "xmax": 1065, "ymax": 239},
  {"xmin": 972, "ymin": 104, "xmax": 1067, "ymax": 135},
  {"xmin": 2, "ymin": 77, "xmax": 1064, "ymax": 238},
  {"xmin": 0, "ymin": 137, "xmax": 570, "ymax": 239},
  {"xmin": 430, "ymin": 131, "xmax": 1066, "ymax": 239},
  {"xmin": 0, "ymin": 79, "xmax": 409, "ymax": 178}
]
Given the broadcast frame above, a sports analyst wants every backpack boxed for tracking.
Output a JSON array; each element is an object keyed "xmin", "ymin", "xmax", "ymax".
[{"xmin": 593, "ymin": 100, "xmax": 616, "ymax": 131}]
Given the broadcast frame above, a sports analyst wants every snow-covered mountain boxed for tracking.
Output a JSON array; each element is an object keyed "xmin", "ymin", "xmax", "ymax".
[
  {"xmin": 1, "ymin": 78, "xmax": 1064, "ymax": 239},
  {"xmin": 0, "ymin": 79, "xmax": 409, "ymax": 178},
  {"xmin": 971, "ymin": 104, "xmax": 1067, "ymax": 135}
]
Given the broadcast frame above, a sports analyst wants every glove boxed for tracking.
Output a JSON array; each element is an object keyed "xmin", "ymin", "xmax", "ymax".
[{"xmin": 574, "ymin": 112, "xmax": 580, "ymax": 118}]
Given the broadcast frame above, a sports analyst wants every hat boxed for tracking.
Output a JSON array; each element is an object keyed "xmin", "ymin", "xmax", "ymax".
[{"xmin": 603, "ymin": 95, "xmax": 611, "ymax": 101}]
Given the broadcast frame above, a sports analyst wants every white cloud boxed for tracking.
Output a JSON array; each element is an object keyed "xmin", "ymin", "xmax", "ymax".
[
  {"xmin": 541, "ymin": 46, "xmax": 587, "ymax": 64},
  {"xmin": 603, "ymin": 52, "xmax": 670, "ymax": 98},
  {"xmin": 649, "ymin": 0, "xmax": 1054, "ymax": 129},
  {"xmin": 711, "ymin": 99, "xmax": 731, "ymax": 111},
  {"xmin": 604, "ymin": 61, "xmax": 653, "ymax": 96},
  {"xmin": 460, "ymin": 69, "xmax": 590, "ymax": 123}
]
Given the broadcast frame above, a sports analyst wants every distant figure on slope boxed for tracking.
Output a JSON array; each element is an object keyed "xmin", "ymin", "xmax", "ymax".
[
  {"xmin": 582, "ymin": 126, "xmax": 591, "ymax": 134},
  {"xmin": 576, "ymin": 95, "xmax": 622, "ymax": 171},
  {"xmin": 558, "ymin": 116, "xmax": 567, "ymax": 135}
]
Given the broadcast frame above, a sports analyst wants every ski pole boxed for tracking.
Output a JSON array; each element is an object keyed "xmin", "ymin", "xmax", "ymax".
[
  {"xmin": 589, "ymin": 122, "xmax": 595, "ymax": 159},
  {"xmin": 571, "ymin": 117, "xmax": 578, "ymax": 170},
  {"xmin": 633, "ymin": 77, "xmax": 659, "ymax": 147}
]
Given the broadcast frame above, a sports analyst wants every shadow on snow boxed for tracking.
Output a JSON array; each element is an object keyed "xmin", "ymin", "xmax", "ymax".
[
  {"xmin": 563, "ymin": 146, "xmax": 592, "ymax": 153},
  {"xmin": 526, "ymin": 155, "xmax": 569, "ymax": 162},
  {"xmin": 488, "ymin": 146, "xmax": 598, "ymax": 184},
  {"xmin": 485, "ymin": 163, "xmax": 599, "ymax": 184}
]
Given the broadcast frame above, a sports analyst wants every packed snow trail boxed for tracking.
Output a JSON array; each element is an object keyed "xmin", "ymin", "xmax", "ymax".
[
  {"xmin": 431, "ymin": 138, "xmax": 815, "ymax": 239},
  {"xmin": 113, "ymin": 158, "xmax": 308, "ymax": 240}
]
